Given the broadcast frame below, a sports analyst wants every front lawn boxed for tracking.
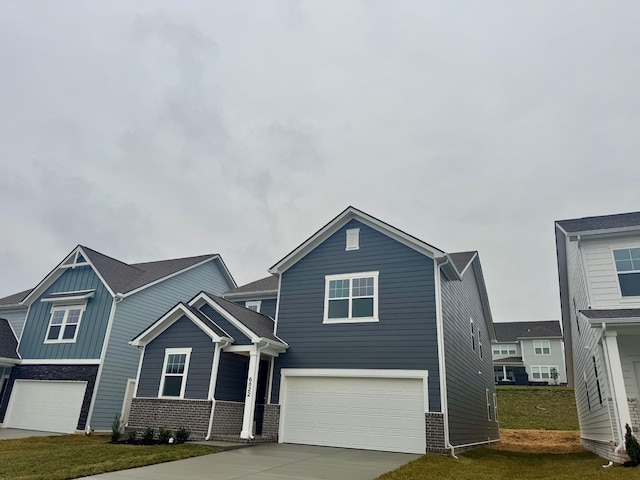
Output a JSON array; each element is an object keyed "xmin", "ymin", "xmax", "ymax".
[
  {"xmin": 376, "ymin": 448, "xmax": 637, "ymax": 480},
  {"xmin": 0, "ymin": 434, "xmax": 220, "ymax": 480}
]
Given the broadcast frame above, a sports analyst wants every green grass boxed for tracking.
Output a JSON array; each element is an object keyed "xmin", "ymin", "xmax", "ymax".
[
  {"xmin": 376, "ymin": 448, "xmax": 637, "ymax": 480},
  {"xmin": 0, "ymin": 435, "xmax": 220, "ymax": 480},
  {"xmin": 496, "ymin": 386, "xmax": 579, "ymax": 430}
]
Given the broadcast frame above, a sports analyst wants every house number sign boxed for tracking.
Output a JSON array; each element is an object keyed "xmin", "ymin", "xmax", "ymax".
[{"xmin": 246, "ymin": 377, "xmax": 253, "ymax": 398}]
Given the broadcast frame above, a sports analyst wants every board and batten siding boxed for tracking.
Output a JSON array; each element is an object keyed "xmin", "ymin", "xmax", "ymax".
[
  {"xmin": 18, "ymin": 266, "xmax": 113, "ymax": 360},
  {"xmin": 581, "ymin": 236, "xmax": 640, "ymax": 309},
  {"xmin": 271, "ymin": 219, "xmax": 440, "ymax": 410},
  {"xmin": 441, "ymin": 261, "xmax": 499, "ymax": 446},
  {"xmin": 89, "ymin": 260, "xmax": 233, "ymax": 430},
  {"xmin": 565, "ymin": 237, "xmax": 613, "ymax": 441},
  {"xmin": 136, "ymin": 316, "xmax": 215, "ymax": 399},
  {"xmin": 0, "ymin": 307, "xmax": 28, "ymax": 340}
]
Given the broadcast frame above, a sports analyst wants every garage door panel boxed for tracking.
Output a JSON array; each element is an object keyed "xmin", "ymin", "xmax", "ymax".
[
  {"xmin": 5, "ymin": 381, "xmax": 87, "ymax": 433},
  {"xmin": 282, "ymin": 375, "xmax": 426, "ymax": 454}
]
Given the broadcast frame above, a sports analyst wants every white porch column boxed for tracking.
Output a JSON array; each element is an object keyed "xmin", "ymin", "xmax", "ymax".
[
  {"xmin": 603, "ymin": 329, "xmax": 632, "ymax": 445},
  {"xmin": 240, "ymin": 347, "xmax": 261, "ymax": 439}
]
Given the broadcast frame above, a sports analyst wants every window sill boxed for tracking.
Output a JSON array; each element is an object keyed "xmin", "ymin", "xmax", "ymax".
[
  {"xmin": 323, "ymin": 317, "xmax": 379, "ymax": 324},
  {"xmin": 44, "ymin": 339, "xmax": 78, "ymax": 344}
]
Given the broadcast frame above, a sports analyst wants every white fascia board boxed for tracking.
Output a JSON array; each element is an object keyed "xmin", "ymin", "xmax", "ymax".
[
  {"xmin": 187, "ymin": 292, "xmax": 260, "ymax": 343},
  {"xmin": 269, "ymin": 207, "xmax": 446, "ymax": 275},
  {"xmin": 562, "ymin": 225, "xmax": 640, "ymax": 238},
  {"xmin": 22, "ymin": 246, "xmax": 117, "ymax": 305},
  {"xmin": 121, "ymin": 255, "xmax": 222, "ymax": 298},
  {"xmin": 130, "ymin": 303, "xmax": 226, "ymax": 346}
]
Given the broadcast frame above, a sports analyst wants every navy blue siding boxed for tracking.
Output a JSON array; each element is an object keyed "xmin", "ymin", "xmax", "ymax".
[
  {"xmin": 199, "ymin": 304, "xmax": 252, "ymax": 345},
  {"xmin": 215, "ymin": 353, "xmax": 249, "ymax": 402},
  {"xmin": 136, "ymin": 316, "xmax": 215, "ymax": 400},
  {"xmin": 441, "ymin": 262, "xmax": 500, "ymax": 445},
  {"xmin": 18, "ymin": 266, "xmax": 113, "ymax": 360},
  {"xmin": 271, "ymin": 220, "xmax": 440, "ymax": 410},
  {"xmin": 256, "ymin": 299, "xmax": 277, "ymax": 318}
]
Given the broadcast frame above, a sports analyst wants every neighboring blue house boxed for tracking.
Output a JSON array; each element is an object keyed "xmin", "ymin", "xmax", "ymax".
[
  {"xmin": 129, "ymin": 207, "xmax": 499, "ymax": 455},
  {"xmin": 0, "ymin": 245, "xmax": 235, "ymax": 434}
]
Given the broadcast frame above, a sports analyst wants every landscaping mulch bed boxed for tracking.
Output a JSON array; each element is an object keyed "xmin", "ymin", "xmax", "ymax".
[{"xmin": 490, "ymin": 429, "xmax": 585, "ymax": 454}]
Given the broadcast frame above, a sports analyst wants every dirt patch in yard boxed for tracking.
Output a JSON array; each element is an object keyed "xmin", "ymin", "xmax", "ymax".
[{"xmin": 490, "ymin": 429, "xmax": 585, "ymax": 454}]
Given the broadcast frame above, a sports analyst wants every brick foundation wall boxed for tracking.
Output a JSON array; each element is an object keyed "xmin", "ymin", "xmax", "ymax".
[
  {"xmin": 628, "ymin": 398, "xmax": 639, "ymax": 433},
  {"xmin": 210, "ymin": 400, "xmax": 244, "ymax": 436},
  {"xmin": 425, "ymin": 412, "xmax": 447, "ymax": 454},
  {"xmin": 128, "ymin": 398, "xmax": 211, "ymax": 440},
  {"xmin": 0, "ymin": 364, "xmax": 98, "ymax": 430},
  {"xmin": 263, "ymin": 404, "xmax": 280, "ymax": 439},
  {"xmin": 581, "ymin": 437, "xmax": 629, "ymax": 464}
]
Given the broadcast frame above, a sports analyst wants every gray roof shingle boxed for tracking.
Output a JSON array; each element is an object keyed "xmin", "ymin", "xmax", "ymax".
[
  {"xmin": 448, "ymin": 251, "xmax": 477, "ymax": 274},
  {"xmin": 0, "ymin": 289, "xmax": 32, "ymax": 307},
  {"xmin": 0, "ymin": 318, "xmax": 19, "ymax": 359},
  {"xmin": 579, "ymin": 308, "xmax": 640, "ymax": 319},
  {"xmin": 183, "ymin": 304, "xmax": 230, "ymax": 339},
  {"xmin": 204, "ymin": 294, "xmax": 284, "ymax": 344},
  {"xmin": 224, "ymin": 275, "xmax": 278, "ymax": 296},
  {"xmin": 494, "ymin": 321, "xmax": 563, "ymax": 342},
  {"xmin": 556, "ymin": 212, "xmax": 640, "ymax": 233}
]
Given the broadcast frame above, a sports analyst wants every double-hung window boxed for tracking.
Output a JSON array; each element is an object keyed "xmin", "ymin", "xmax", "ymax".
[
  {"xmin": 531, "ymin": 365, "xmax": 557, "ymax": 380},
  {"xmin": 45, "ymin": 305, "xmax": 84, "ymax": 343},
  {"xmin": 159, "ymin": 348, "xmax": 192, "ymax": 398},
  {"xmin": 324, "ymin": 272, "xmax": 378, "ymax": 323},
  {"xmin": 613, "ymin": 248, "xmax": 640, "ymax": 297},
  {"xmin": 492, "ymin": 345, "xmax": 517, "ymax": 356},
  {"xmin": 533, "ymin": 340, "xmax": 550, "ymax": 355}
]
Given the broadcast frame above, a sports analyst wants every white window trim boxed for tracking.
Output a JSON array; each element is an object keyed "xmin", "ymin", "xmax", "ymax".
[
  {"xmin": 323, "ymin": 271, "xmax": 379, "ymax": 324},
  {"xmin": 486, "ymin": 388, "xmax": 491, "ymax": 420},
  {"xmin": 245, "ymin": 300, "xmax": 261, "ymax": 313},
  {"xmin": 478, "ymin": 327, "xmax": 483, "ymax": 359},
  {"xmin": 345, "ymin": 228, "xmax": 360, "ymax": 251},
  {"xmin": 44, "ymin": 304, "xmax": 86, "ymax": 344},
  {"xmin": 492, "ymin": 344, "xmax": 517, "ymax": 356},
  {"xmin": 470, "ymin": 319, "xmax": 476, "ymax": 352},
  {"xmin": 493, "ymin": 392, "xmax": 498, "ymax": 422},
  {"xmin": 531, "ymin": 365, "xmax": 558, "ymax": 380},
  {"xmin": 612, "ymin": 247, "xmax": 640, "ymax": 298},
  {"xmin": 533, "ymin": 340, "xmax": 551, "ymax": 356},
  {"xmin": 158, "ymin": 347, "xmax": 192, "ymax": 399}
]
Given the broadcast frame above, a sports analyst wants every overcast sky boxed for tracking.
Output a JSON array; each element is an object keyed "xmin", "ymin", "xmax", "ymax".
[{"xmin": 1, "ymin": 1, "xmax": 639, "ymax": 323}]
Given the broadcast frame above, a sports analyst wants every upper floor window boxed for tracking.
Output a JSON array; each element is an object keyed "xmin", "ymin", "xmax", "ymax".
[
  {"xmin": 159, "ymin": 348, "xmax": 192, "ymax": 399},
  {"xmin": 613, "ymin": 248, "xmax": 640, "ymax": 297},
  {"xmin": 324, "ymin": 272, "xmax": 378, "ymax": 323},
  {"xmin": 534, "ymin": 340, "xmax": 550, "ymax": 355},
  {"xmin": 245, "ymin": 301, "xmax": 261, "ymax": 313},
  {"xmin": 45, "ymin": 305, "xmax": 84, "ymax": 343},
  {"xmin": 493, "ymin": 345, "xmax": 517, "ymax": 356}
]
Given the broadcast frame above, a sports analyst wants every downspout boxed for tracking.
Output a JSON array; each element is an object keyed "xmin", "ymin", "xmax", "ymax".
[
  {"xmin": 205, "ymin": 339, "xmax": 229, "ymax": 441},
  {"xmin": 434, "ymin": 256, "xmax": 457, "ymax": 458}
]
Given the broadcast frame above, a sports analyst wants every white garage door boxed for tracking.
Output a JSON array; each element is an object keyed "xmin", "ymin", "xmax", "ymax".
[
  {"xmin": 5, "ymin": 380, "xmax": 87, "ymax": 433},
  {"xmin": 281, "ymin": 374, "xmax": 426, "ymax": 454}
]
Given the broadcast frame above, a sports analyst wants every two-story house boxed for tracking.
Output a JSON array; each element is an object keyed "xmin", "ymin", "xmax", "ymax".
[
  {"xmin": 0, "ymin": 245, "xmax": 235, "ymax": 434},
  {"xmin": 127, "ymin": 207, "xmax": 499, "ymax": 455},
  {"xmin": 492, "ymin": 321, "xmax": 566, "ymax": 385},
  {"xmin": 556, "ymin": 211, "xmax": 640, "ymax": 463}
]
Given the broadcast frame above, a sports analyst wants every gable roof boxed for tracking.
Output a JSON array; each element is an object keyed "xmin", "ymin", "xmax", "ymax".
[
  {"xmin": 268, "ymin": 206, "xmax": 460, "ymax": 279},
  {"xmin": 0, "ymin": 289, "xmax": 32, "ymax": 308},
  {"xmin": 20, "ymin": 245, "xmax": 236, "ymax": 305},
  {"xmin": 494, "ymin": 321, "xmax": 563, "ymax": 342},
  {"xmin": 556, "ymin": 211, "xmax": 640, "ymax": 234},
  {"xmin": 0, "ymin": 318, "xmax": 19, "ymax": 361},
  {"xmin": 223, "ymin": 275, "xmax": 279, "ymax": 299}
]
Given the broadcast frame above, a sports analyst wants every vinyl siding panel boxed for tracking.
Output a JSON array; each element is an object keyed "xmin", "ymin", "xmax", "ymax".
[
  {"xmin": 618, "ymin": 336, "xmax": 640, "ymax": 404},
  {"xmin": 565, "ymin": 238, "xmax": 613, "ymax": 441},
  {"xmin": 90, "ymin": 260, "xmax": 233, "ymax": 430},
  {"xmin": 18, "ymin": 266, "xmax": 112, "ymax": 360},
  {"xmin": 520, "ymin": 338, "xmax": 567, "ymax": 384},
  {"xmin": 136, "ymin": 316, "xmax": 215, "ymax": 399},
  {"xmin": 0, "ymin": 307, "xmax": 28, "ymax": 340},
  {"xmin": 271, "ymin": 220, "xmax": 440, "ymax": 411},
  {"xmin": 441, "ymin": 261, "xmax": 499, "ymax": 446},
  {"xmin": 581, "ymin": 236, "xmax": 640, "ymax": 308}
]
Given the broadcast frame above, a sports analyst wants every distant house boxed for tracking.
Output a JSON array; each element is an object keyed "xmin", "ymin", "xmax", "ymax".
[
  {"xmin": 492, "ymin": 321, "xmax": 566, "ymax": 385},
  {"xmin": 0, "ymin": 245, "xmax": 235, "ymax": 434},
  {"xmin": 556, "ymin": 211, "xmax": 640, "ymax": 463},
  {"xmin": 127, "ymin": 206, "xmax": 500, "ymax": 455}
]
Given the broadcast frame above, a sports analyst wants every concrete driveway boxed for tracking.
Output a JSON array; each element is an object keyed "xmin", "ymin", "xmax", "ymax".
[
  {"xmin": 0, "ymin": 428, "xmax": 61, "ymax": 440},
  {"xmin": 81, "ymin": 443, "xmax": 420, "ymax": 480}
]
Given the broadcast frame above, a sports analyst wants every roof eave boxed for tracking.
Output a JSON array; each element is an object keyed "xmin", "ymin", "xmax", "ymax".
[{"xmin": 222, "ymin": 289, "xmax": 278, "ymax": 300}]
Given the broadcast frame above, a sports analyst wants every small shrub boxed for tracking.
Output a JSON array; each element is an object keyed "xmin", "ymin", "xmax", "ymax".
[
  {"xmin": 142, "ymin": 426, "xmax": 155, "ymax": 445},
  {"xmin": 126, "ymin": 429, "xmax": 138, "ymax": 444},
  {"xmin": 158, "ymin": 427, "xmax": 173, "ymax": 444},
  {"xmin": 625, "ymin": 424, "xmax": 640, "ymax": 466},
  {"xmin": 111, "ymin": 415, "xmax": 122, "ymax": 443},
  {"xmin": 175, "ymin": 426, "xmax": 191, "ymax": 444}
]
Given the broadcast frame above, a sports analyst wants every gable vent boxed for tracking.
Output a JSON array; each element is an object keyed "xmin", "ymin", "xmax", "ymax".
[{"xmin": 346, "ymin": 228, "xmax": 360, "ymax": 251}]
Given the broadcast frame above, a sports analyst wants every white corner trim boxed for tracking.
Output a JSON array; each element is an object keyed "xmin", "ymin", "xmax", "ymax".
[{"xmin": 273, "ymin": 274, "xmax": 282, "ymax": 336}]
